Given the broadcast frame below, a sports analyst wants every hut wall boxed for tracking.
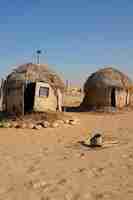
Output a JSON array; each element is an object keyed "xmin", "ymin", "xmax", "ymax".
[
  {"xmin": 0, "ymin": 79, "xmax": 4, "ymax": 111},
  {"xmin": 129, "ymin": 92, "xmax": 133, "ymax": 106},
  {"xmin": 33, "ymin": 82, "xmax": 57, "ymax": 112},
  {"xmin": 115, "ymin": 89, "xmax": 127, "ymax": 108},
  {"xmin": 82, "ymin": 87, "xmax": 110, "ymax": 108},
  {"xmin": 126, "ymin": 90, "xmax": 130, "ymax": 105},
  {"xmin": 5, "ymin": 81, "xmax": 24, "ymax": 115}
]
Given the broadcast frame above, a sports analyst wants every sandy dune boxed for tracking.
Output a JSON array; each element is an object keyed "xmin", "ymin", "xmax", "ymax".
[{"xmin": 0, "ymin": 111, "xmax": 133, "ymax": 199}]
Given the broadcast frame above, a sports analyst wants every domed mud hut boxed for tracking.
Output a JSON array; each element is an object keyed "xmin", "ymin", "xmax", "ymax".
[
  {"xmin": 81, "ymin": 67, "xmax": 133, "ymax": 111},
  {"xmin": 4, "ymin": 63, "xmax": 65, "ymax": 115}
]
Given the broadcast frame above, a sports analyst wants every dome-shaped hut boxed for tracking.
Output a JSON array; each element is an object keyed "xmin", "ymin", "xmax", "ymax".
[
  {"xmin": 4, "ymin": 63, "xmax": 65, "ymax": 115},
  {"xmin": 81, "ymin": 67, "xmax": 133, "ymax": 110}
]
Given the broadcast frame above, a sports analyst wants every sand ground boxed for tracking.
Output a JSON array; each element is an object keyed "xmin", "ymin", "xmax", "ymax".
[{"xmin": 0, "ymin": 111, "xmax": 133, "ymax": 200}]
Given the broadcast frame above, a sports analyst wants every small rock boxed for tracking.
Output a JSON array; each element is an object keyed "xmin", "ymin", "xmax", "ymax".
[
  {"xmin": 56, "ymin": 120, "xmax": 64, "ymax": 125},
  {"xmin": 80, "ymin": 152, "xmax": 85, "ymax": 158},
  {"xmin": 3, "ymin": 122, "xmax": 11, "ymax": 128},
  {"xmin": 19, "ymin": 122, "xmax": 27, "ymax": 129},
  {"xmin": 69, "ymin": 119, "xmax": 77, "ymax": 125},
  {"xmin": 34, "ymin": 125, "xmax": 42, "ymax": 130},
  {"xmin": 42, "ymin": 121, "xmax": 50, "ymax": 128},
  {"xmin": 51, "ymin": 122, "xmax": 59, "ymax": 128},
  {"xmin": 64, "ymin": 119, "xmax": 70, "ymax": 124},
  {"xmin": 10, "ymin": 121, "xmax": 18, "ymax": 128},
  {"xmin": 27, "ymin": 122, "xmax": 34, "ymax": 129},
  {"xmin": 77, "ymin": 168, "xmax": 86, "ymax": 173}
]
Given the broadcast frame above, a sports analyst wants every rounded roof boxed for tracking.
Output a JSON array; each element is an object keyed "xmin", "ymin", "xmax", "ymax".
[
  {"xmin": 7, "ymin": 63, "xmax": 65, "ymax": 92},
  {"xmin": 84, "ymin": 67, "xmax": 132, "ymax": 92}
]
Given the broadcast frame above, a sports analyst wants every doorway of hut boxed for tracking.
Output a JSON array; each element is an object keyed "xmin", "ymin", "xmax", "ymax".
[
  {"xmin": 24, "ymin": 82, "xmax": 36, "ymax": 113},
  {"xmin": 111, "ymin": 88, "xmax": 116, "ymax": 107}
]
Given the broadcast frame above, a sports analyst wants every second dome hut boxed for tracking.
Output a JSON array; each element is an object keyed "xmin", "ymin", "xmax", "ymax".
[{"xmin": 81, "ymin": 67, "xmax": 133, "ymax": 110}]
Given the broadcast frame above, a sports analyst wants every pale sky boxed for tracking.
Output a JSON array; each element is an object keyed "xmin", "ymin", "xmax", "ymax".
[{"xmin": 0, "ymin": 0, "xmax": 133, "ymax": 86}]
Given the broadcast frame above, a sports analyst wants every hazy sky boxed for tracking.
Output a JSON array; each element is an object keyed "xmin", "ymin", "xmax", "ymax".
[{"xmin": 0, "ymin": 0, "xmax": 133, "ymax": 86}]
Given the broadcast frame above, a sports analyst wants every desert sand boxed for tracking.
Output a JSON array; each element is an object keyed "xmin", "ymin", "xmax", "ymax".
[{"xmin": 0, "ymin": 111, "xmax": 133, "ymax": 199}]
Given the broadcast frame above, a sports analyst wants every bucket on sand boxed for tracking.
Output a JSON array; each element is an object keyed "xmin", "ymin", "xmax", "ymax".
[
  {"xmin": 84, "ymin": 129, "xmax": 103, "ymax": 147},
  {"xmin": 90, "ymin": 134, "xmax": 103, "ymax": 147}
]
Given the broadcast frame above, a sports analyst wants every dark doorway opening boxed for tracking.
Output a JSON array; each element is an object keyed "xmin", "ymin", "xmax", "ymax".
[
  {"xmin": 111, "ymin": 88, "xmax": 116, "ymax": 107},
  {"xmin": 24, "ymin": 82, "xmax": 36, "ymax": 113}
]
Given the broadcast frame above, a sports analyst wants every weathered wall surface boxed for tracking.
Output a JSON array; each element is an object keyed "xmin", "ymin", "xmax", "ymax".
[
  {"xmin": 127, "ymin": 91, "xmax": 130, "ymax": 105},
  {"xmin": 5, "ymin": 81, "xmax": 24, "ymax": 115},
  {"xmin": 0, "ymin": 79, "xmax": 4, "ymax": 111},
  {"xmin": 129, "ymin": 92, "xmax": 133, "ymax": 106},
  {"xmin": 33, "ymin": 82, "xmax": 58, "ymax": 112},
  {"xmin": 82, "ymin": 87, "xmax": 110, "ymax": 108},
  {"xmin": 82, "ymin": 87, "xmax": 131, "ymax": 109},
  {"xmin": 115, "ymin": 89, "xmax": 129, "ymax": 108}
]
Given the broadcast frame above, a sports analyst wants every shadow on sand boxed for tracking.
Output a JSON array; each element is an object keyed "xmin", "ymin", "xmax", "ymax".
[
  {"xmin": 63, "ymin": 106, "xmax": 81, "ymax": 112},
  {"xmin": 0, "ymin": 112, "xmax": 10, "ymax": 121}
]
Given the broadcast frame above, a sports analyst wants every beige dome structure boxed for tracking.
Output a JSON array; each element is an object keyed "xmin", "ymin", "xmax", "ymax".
[
  {"xmin": 7, "ymin": 63, "xmax": 65, "ymax": 92},
  {"xmin": 81, "ymin": 67, "xmax": 133, "ymax": 110},
  {"xmin": 4, "ymin": 63, "xmax": 65, "ymax": 115}
]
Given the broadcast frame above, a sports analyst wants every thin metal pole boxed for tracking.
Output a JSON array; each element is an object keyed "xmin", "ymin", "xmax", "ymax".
[
  {"xmin": 36, "ymin": 50, "xmax": 42, "ymax": 64},
  {"xmin": 37, "ymin": 54, "xmax": 39, "ymax": 64}
]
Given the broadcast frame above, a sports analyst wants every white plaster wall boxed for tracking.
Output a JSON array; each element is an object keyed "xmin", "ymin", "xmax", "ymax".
[
  {"xmin": 115, "ymin": 89, "xmax": 127, "ymax": 108},
  {"xmin": 34, "ymin": 82, "xmax": 57, "ymax": 112}
]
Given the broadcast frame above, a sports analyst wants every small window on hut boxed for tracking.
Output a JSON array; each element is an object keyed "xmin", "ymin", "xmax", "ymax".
[{"xmin": 39, "ymin": 87, "xmax": 49, "ymax": 97}]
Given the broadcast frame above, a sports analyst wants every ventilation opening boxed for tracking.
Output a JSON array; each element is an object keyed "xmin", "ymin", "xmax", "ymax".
[
  {"xmin": 24, "ymin": 82, "xmax": 36, "ymax": 113},
  {"xmin": 39, "ymin": 86, "xmax": 49, "ymax": 97},
  {"xmin": 111, "ymin": 88, "xmax": 116, "ymax": 107}
]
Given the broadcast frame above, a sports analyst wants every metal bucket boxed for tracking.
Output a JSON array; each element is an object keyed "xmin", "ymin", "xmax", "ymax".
[{"xmin": 90, "ymin": 134, "xmax": 102, "ymax": 147}]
